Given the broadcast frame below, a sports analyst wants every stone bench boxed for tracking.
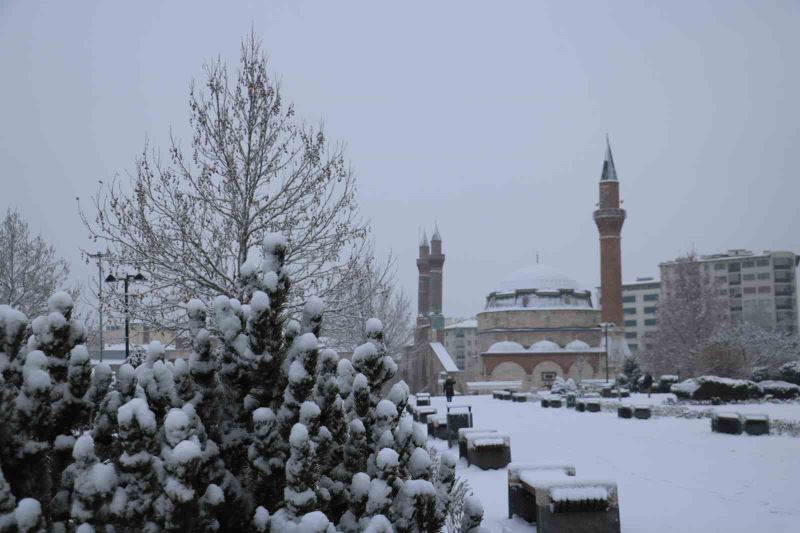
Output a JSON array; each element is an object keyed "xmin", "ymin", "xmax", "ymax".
[
  {"xmin": 458, "ymin": 428, "xmax": 497, "ymax": 459},
  {"xmin": 548, "ymin": 395, "xmax": 563, "ymax": 408},
  {"xmin": 532, "ymin": 478, "xmax": 621, "ymax": 533},
  {"xmin": 508, "ymin": 462, "xmax": 576, "ymax": 523},
  {"xmin": 617, "ymin": 406, "xmax": 632, "ymax": 419},
  {"xmin": 413, "ymin": 406, "xmax": 437, "ymax": 424},
  {"xmin": 633, "ymin": 406, "xmax": 651, "ymax": 420},
  {"xmin": 446, "ymin": 405, "xmax": 473, "ymax": 447},
  {"xmin": 586, "ymin": 400, "xmax": 601, "ymax": 413},
  {"xmin": 415, "ymin": 393, "xmax": 431, "ymax": 407},
  {"xmin": 711, "ymin": 412, "xmax": 743, "ymax": 435},
  {"xmin": 512, "ymin": 392, "xmax": 530, "ymax": 403},
  {"xmin": 427, "ymin": 414, "xmax": 448, "ymax": 439},
  {"xmin": 498, "ymin": 390, "xmax": 513, "ymax": 400},
  {"xmin": 541, "ymin": 397, "xmax": 551, "ymax": 408},
  {"xmin": 576, "ymin": 400, "xmax": 587, "ymax": 412},
  {"xmin": 466, "ymin": 433, "xmax": 511, "ymax": 470},
  {"xmin": 743, "ymin": 414, "xmax": 769, "ymax": 436}
]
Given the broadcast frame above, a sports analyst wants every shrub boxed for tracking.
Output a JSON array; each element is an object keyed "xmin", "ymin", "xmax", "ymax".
[
  {"xmin": 671, "ymin": 376, "xmax": 763, "ymax": 401},
  {"xmin": 758, "ymin": 380, "xmax": 800, "ymax": 400},
  {"xmin": 657, "ymin": 375, "xmax": 679, "ymax": 393},
  {"xmin": 779, "ymin": 361, "xmax": 800, "ymax": 386}
]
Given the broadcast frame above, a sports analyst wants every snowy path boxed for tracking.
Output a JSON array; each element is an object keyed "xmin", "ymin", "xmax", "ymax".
[{"xmin": 427, "ymin": 395, "xmax": 800, "ymax": 533}]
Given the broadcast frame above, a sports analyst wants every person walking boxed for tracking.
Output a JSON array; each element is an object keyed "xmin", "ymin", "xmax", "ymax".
[
  {"xmin": 642, "ymin": 372, "xmax": 654, "ymax": 398},
  {"xmin": 444, "ymin": 375, "xmax": 455, "ymax": 402}
]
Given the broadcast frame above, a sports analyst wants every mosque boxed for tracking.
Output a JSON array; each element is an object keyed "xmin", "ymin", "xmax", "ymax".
[{"xmin": 404, "ymin": 139, "xmax": 630, "ymax": 392}]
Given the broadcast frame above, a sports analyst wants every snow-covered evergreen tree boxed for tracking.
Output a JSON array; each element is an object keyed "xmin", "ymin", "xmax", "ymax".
[{"xmin": 0, "ymin": 231, "xmax": 482, "ymax": 532}]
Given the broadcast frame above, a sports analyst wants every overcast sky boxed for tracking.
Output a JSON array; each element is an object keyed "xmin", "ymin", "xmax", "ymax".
[{"xmin": 1, "ymin": 0, "xmax": 798, "ymax": 320}]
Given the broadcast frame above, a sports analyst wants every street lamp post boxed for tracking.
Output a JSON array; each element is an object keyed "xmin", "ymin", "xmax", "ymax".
[
  {"xmin": 598, "ymin": 322, "xmax": 612, "ymax": 383},
  {"xmin": 105, "ymin": 272, "xmax": 146, "ymax": 361}
]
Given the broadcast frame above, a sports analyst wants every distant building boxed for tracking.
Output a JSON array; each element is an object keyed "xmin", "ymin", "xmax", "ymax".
[
  {"xmin": 443, "ymin": 318, "xmax": 478, "ymax": 372},
  {"xmin": 477, "ymin": 265, "xmax": 608, "ymax": 388},
  {"xmin": 660, "ymin": 250, "xmax": 799, "ymax": 334},
  {"xmin": 620, "ymin": 277, "xmax": 661, "ymax": 354}
]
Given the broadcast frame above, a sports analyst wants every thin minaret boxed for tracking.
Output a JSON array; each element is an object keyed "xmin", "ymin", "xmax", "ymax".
[
  {"xmin": 429, "ymin": 223, "xmax": 445, "ymax": 316},
  {"xmin": 593, "ymin": 136, "xmax": 626, "ymax": 326},
  {"xmin": 416, "ymin": 231, "xmax": 430, "ymax": 316}
]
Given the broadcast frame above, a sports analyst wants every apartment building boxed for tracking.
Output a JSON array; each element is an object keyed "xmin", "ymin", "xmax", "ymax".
[
  {"xmin": 621, "ymin": 277, "xmax": 661, "ymax": 353},
  {"xmin": 660, "ymin": 250, "xmax": 799, "ymax": 334},
  {"xmin": 443, "ymin": 318, "xmax": 478, "ymax": 371}
]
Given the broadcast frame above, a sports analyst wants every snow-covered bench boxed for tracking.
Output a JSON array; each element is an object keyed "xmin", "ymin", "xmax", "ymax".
[
  {"xmin": 457, "ymin": 429, "xmax": 497, "ymax": 459},
  {"xmin": 427, "ymin": 414, "xmax": 448, "ymax": 440},
  {"xmin": 466, "ymin": 433, "xmax": 511, "ymax": 470},
  {"xmin": 507, "ymin": 462, "xmax": 576, "ymax": 522},
  {"xmin": 512, "ymin": 392, "xmax": 534, "ymax": 403},
  {"xmin": 412, "ymin": 406, "xmax": 437, "ymax": 424},
  {"xmin": 415, "ymin": 392, "xmax": 431, "ymax": 407},
  {"xmin": 531, "ymin": 477, "xmax": 620, "ymax": 533},
  {"xmin": 586, "ymin": 399, "xmax": 601, "ymax": 413},
  {"xmin": 617, "ymin": 405, "xmax": 632, "ymax": 419},
  {"xmin": 743, "ymin": 414, "xmax": 770, "ymax": 436},
  {"xmin": 711, "ymin": 412, "xmax": 743, "ymax": 435},
  {"xmin": 633, "ymin": 405, "xmax": 651, "ymax": 419},
  {"xmin": 494, "ymin": 390, "xmax": 513, "ymax": 400},
  {"xmin": 575, "ymin": 399, "xmax": 587, "ymax": 412},
  {"xmin": 446, "ymin": 404, "xmax": 473, "ymax": 446}
]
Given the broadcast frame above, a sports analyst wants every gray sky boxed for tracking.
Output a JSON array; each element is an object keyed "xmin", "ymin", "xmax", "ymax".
[{"xmin": 1, "ymin": 0, "xmax": 798, "ymax": 320}]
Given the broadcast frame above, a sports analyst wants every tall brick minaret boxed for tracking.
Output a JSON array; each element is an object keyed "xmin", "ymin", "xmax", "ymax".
[
  {"xmin": 428, "ymin": 224, "xmax": 445, "ymax": 318},
  {"xmin": 594, "ymin": 137, "xmax": 626, "ymax": 326},
  {"xmin": 416, "ymin": 231, "xmax": 430, "ymax": 316}
]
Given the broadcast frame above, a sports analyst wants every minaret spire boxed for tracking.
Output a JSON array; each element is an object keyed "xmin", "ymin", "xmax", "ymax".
[{"xmin": 601, "ymin": 135, "xmax": 618, "ymax": 181}]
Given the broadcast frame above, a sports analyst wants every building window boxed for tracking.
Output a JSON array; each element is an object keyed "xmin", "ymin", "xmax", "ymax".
[
  {"xmin": 758, "ymin": 272, "xmax": 771, "ymax": 280},
  {"xmin": 541, "ymin": 372, "xmax": 557, "ymax": 385},
  {"xmin": 742, "ymin": 261, "xmax": 754, "ymax": 268},
  {"xmin": 728, "ymin": 262, "xmax": 741, "ymax": 272},
  {"xmin": 644, "ymin": 318, "xmax": 657, "ymax": 326},
  {"xmin": 624, "ymin": 319, "xmax": 637, "ymax": 327},
  {"xmin": 719, "ymin": 289, "xmax": 728, "ymax": 296},
  {"xmin": 757, "ymin": 259, "xmax": 770, "ymax": 267},
  {"xmin": 716, "ymin": 276, "xmax": 727, "ymax": 284},
  {"xmin": 728, "ymin": 273, "xmax": 741, "ymax": 284},
  {"xmin": 714, "ymin": 263, "xmax": 726, "ymax": 270},
  {"xmin": 743, "ymin": 287, "xmax": 756, "ymax": 294},
  {"xmin": 774, "ymin": 258, "xmax": 794, "ymax": 269},
  {"xmin": 644, "ymin": 306, "xmax": 657, "ymax": 314},
  {"xmin": 644, "ymin": 293, "xmax": 659, "ymax": 301},
  {"xmin": 758, "ymin": 286, "xmax": 772, "ymax": 294},
  {"xmin": 622, "ymin": 295, "xmax": 636, "ymax": 303},
  {"xmin": 625, "ymin": 332, "xmax": 637, "ymax": 339},
  {"xmin": 743, "ymin": 274, "xmax": 755, "ymax": 281},
  {"xmin": 624, "ymin": 308, "xmax": 636, "ymax": 315}
]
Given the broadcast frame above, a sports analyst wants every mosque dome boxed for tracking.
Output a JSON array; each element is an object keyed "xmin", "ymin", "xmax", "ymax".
[
  {"xmin": 487, "ymin": 341, "xmax": 525, "ymax": 353},
  {"xmin": 564, "ymin": 339, "xmax": 591, "ymax": 351},
  {"xmin": 529, "ymin": 340, "xmax": 562, "ymax": 352},
  {"xmin": 495, "ymin": 265, "xmax": 581, "ymax": 293},
  {"xmin": 484, "ymin": 265, "xmax": 593, "ymax": 310}
]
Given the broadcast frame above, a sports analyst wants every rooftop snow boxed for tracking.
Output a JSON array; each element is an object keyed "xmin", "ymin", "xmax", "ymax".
[{"xmin": 429, "ymin": 342, "xmax": 459, "ymax": 372}]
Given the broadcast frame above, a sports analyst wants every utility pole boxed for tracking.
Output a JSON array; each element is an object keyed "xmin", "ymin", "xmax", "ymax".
[{"xmin": 86, "ymin": 252, "xmax": 105, "ymax": 362}]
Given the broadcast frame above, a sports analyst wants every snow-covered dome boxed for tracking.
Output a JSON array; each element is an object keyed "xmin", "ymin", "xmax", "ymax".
[
  {"xmin": 487, "ymin": 341, "xmax": 525, "ymax": 353},
  {"xmin": 495, "ymin": 265, "xmax": 581, "ymax": 293},
  {"xmin": 564, "ymin": 340, "xmax": 591, "ymax": 351},
  {"xmin": 529, "ymin": 340, "xmax": 561, "ymax": 352}
]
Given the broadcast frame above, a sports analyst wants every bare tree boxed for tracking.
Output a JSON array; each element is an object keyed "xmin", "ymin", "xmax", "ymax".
[
  {"xmin": 323, "ymin": 246, "xmax": 412, "ymax": 360},
  {"xmin": 645, "ymin": 253, "xmax": 728, "ymax": 378},
  {"xmin": 0, "ymin": 209, "xmax": 71, "ymax": 316},
  {"xmin": 709, "ymin": 322, "xmax": 799, "ymax": 378},
  {"xmin": 81, "ymin": 33, "xmax": 368, "ymax": 331}
]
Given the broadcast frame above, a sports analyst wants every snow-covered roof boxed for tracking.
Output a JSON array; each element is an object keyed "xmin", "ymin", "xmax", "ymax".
[
  {"xmin": 429, "ymin": 342, "xmax": 459, "ymax": 372},
  {"xmin": 487, "ymin": 341, "xmax": 525, "ymax": 353},
  {"xmin": 495, "ymin": 265, "xmax": 582, "ymax": 293},
  {"xmin": 445, "ymin": 319, "xmax": 477, "ymax": 330},
  {"xmin": 529, "ymin": 340, "xmax": 561, "ymax": 352}
]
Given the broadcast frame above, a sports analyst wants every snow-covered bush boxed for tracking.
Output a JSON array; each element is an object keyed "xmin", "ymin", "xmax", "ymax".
[
  {"xmin": 671, "ymin": 376, "xmax": 763, "ymax": 401},
  {"xmin": 0, "ymin": 233, "xmax": 480, "ymax": 532},
  {"xmin": 758, "ymin": 380, "xmax": 800, "ymax": 400},
  {"xmin": 657, "ymin": 375, "xmax": 680, "ymax": 393},
  {"xmin": 779, "ymin": 361, "xmax": 800, "ymax": 385}
]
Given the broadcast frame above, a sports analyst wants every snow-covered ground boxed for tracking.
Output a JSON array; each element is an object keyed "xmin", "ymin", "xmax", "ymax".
[{"xmin": 426, "ymin": 395, "xmax": 800, "ymax": 532}]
